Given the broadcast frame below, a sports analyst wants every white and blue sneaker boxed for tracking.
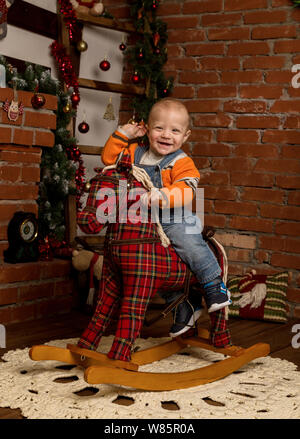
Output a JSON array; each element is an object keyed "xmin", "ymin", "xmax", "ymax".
[
  {"xmin": 205, "ymin": 279, "xmax": 232, "ymax": 313},
  {"xmin": 169, "ymin": 299, "xmax": 203, "ymax": 338}
]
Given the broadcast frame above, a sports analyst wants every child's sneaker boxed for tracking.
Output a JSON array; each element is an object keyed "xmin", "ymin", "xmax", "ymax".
[
  {"xmin": 205, "ymin": 280, "xmax": 231, "ymax": 313},
  {"xmin": 169, "ymin": 299, "xmax": 203, "ymax": 338}
]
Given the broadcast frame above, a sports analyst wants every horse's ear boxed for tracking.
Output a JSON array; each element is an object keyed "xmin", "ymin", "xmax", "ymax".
[{"xmin": 116, "ymin": 152, "xmax": 132, "ymax": 171}]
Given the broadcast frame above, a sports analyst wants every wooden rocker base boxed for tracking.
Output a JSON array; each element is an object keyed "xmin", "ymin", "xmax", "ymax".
[{"xmin": 29, "ymin": 328, "xmax": 270, "ymax": 391}]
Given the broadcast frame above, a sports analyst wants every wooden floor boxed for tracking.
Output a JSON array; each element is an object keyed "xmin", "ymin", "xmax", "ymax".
[{"xmin": 0, "ymin": 307, "xmax": 299, "ymax": 419}]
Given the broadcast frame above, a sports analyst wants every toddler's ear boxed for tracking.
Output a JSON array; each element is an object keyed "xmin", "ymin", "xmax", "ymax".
[{"xmin": 184, "ymin": 129, "xmax": 191, "ymax": 143}]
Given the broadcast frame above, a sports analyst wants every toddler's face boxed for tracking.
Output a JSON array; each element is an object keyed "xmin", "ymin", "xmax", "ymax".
[{"xmin": 147, "ymin": 106, "xmax": 191, "ymax": 156}]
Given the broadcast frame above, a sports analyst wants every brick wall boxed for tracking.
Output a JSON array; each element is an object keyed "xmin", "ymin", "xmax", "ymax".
[
  {"xmin": 0, "ymin": 88, "xmax": 76, "ymax": 324},
  {"xmin": 105, "ymin": 0, "xmax": 300, "ymax": 319}
]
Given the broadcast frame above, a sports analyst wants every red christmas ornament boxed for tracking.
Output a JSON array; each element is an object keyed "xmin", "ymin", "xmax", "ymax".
[
  {"xmin": 31, "ymin": 93, "xmax": 46, "ymax": 109},
  {"xmin": 154, "ymin": 47, "xmax": 161, "ymax": 55},
  {"xmin": 138, "ymin": 49, "xmax": 144, "ymax": 60},
  {"xmin": 119, "ymin": 42, "xmax": 126, "ymax": 51},
  {"xmin": 78, "ymin": 121, "xmax": 90, "ymax": 133},
  {"xmin": 131, "ymin": 72, "xmax": 140, "ymax": 84},
  {"xmin": 152, "ymin": 0, "xmax": 159, "ymax": 9},
  {"xmin": 71, "ymin": 91, "xmax": 80, "ymax": 106},
  {"xmin": 99, "ymin": 59, "xmax": 111, "ymax": 71}
]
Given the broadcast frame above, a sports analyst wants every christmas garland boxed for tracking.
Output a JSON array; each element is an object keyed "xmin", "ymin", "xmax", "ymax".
[
  {"xmin": 0, "ymin": 56, "xmax": 85, "ymax": 241},
  {"xmin": 292, "ymin": 0, "xmax": 300, "ymax": 6}
]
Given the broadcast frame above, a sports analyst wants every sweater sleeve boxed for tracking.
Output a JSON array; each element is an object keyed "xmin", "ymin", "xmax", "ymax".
[
  {"xmin": 160, "ymin": 156, "xmax": 200, "ymax": 208},
  {"xmin": 101, "ymin": 130, "xmax": 138, "ymax": 166}
]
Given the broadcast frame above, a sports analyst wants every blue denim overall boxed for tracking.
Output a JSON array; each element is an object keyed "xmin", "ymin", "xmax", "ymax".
[{"xmin": 134, "ymin": 146, "xmax": 221, "ymax": 284}]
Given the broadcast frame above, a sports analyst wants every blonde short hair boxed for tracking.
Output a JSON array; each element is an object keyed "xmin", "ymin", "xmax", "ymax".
[{"xmin": 148, "ymin": 98, "xmax": 191, "ymax": 129}]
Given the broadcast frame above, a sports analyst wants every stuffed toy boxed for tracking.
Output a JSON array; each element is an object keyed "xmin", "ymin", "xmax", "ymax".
[
  {"xmin": 0, "ymin": 0, "xmax": 15, "ymax": 39},
  {"xmin": 72, "ymin": 249, "xmax": 103, "ymax": 305},
  {"xmin": 70, "ymin": 0, "xmax": 104, "ymax": 16}
]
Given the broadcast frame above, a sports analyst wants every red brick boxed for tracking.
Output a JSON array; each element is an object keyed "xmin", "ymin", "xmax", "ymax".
[
  {"xmin": 281, "ymin": 146, "xmax": 300, "ymax": 159},
  {"xmin": 0, "ymin": 287, "xmax": 18, "ymax": 305},
  {"xmin": 1, "ymin": 110, "xmax": 23, "ymax": 126},
  {"xmin": 260, "ymin": 236, "xmax": 300, "ymax": 254},
  {"xmin": 185, "ymin": 99, "xmax": 220, "ymax": 113},
  {"xmin": 274, "ymin": 40, "xmax": 300, "ymax": 54},
  {"xmin": 255, "ymin": 158, "xmax": 300, "ymax": 173},
  {"xmin": 200, "ymin": 171, "xmax": 230, "ymax": 185},
  {"xmin": 244, "ymin": 10, "xmax": 287, "ymax": 24},
  {"xmin": 262, "ymin": 130, "xmax": 300, "ymax": 144},
  {"xmin": 11, "ymin": 303, "xmax": 36, "ymax": 323},
  {"xmin": 36, "ymin": 296, "xmax": 73, "ymax": 318},
  {"xmin": 0, "ymin": 202, "xmax": 38, "ymax": 222},
  {"xmin": 229, "ymin": 216, "xmax": 273, "ymax": 233},
  {"xmin": 218, "ymin": 129, "xmax": 259, "ymax": 143},
  {"xmin": 193, "ymin": 157, "xmax": 211, "ymax": 169},
  {"xmin": 225, "ymin": 0, "xmax": 268, "ymax": 10},
  {"xmin": 204, "ymin": 214, "xmax": 227, "ymax": 228},
  {"xmin": 0, "ymin": 126, "xmax": 12, "ymax": 143},
  {"xmin": 272, "ymin": 0, "xmax": 292, "ymax": 5},
  {"xmin": 234, "ymin": 143, "xmax": 279, "ymax": 158},
  {"xmin": 240, "ymin": 85, "xmax": 283, "ymax": 99},
  {"xmin": 13, "ymin": 129, "xmax": 34, "ymax": 146},
  {"xmin": 183, "ymin": 0, "xmax": 223, "ymax": 14},
  {"xmin": 21, "ymin": 166, "xmax": 41, "ymax": 182},
  {"xmin": 276, "ymin": 175, "xmax": 300, "ymax": 189},
  {"xmin": 199, "ymin": 57, "xmax": 240, "ymax": 71},
  {"xmin": 164, "ymin": 16, "xmax": 199, "ymax": 29},
  {"xmin": 288, "ymin": 191, "xmax": 300, "ymax": 205},
  {"xmin": 212, "ymin": 157, "xmax": 253, "ymax": 172},
  {"xmin": 221, "ymin": 71, "xmax": 263, "ymax": 83},
  {"xmin": 252, "ymin": 25, "xmax": 297, "ymax": 40},
  {"xmin": 0, "ymin": 262, "xmax": 42, "ymax": 283},
  {"xmin": 179, "ymin": 71, "xmax": 219, "ymax": 84},
  {"xmin": 243, "ymin": 56, "xmax": 286, "ymax": 70},
  {"xmin": 0, "ymin": 165, "xmax": 21, "ymax": 182},
  {"xmin": 204, "ymin": 186, "xmax": 238, "ymax": 200},
  {"xmin": 241, "ymin": 187, "xmax": 284, "ymax": 204},
  {"xmin": 283, "ymin": 116, "xmax": 300, "ymax": 128},
  {"xmin": 24, "ymin": 111, "xmax": 57, "ymax": 130},
  {"xmin": 228, "ymin": 248, "xmax": 252, "ymax": 262},
  {"xmin": 261, "ymin": 204, "xmax": 300, "ymax": 221},
  {"xmin": 0, "ymin": 224, "xmax": 7, "ymax": 240},
  {"xmin": 271, "ymin": 253, "xmax": 300, "ymax": 271},
  {"xmin": 236, "ymin": 116, "xmax": 280, "ymax": 129},
  {"xmin": 255, "ymin": 250, "xmax": 269, "ymax": 264},
  {"xmin": 192, "ymin": 143, "xmax": 231, "ymax": 156},
  {"xmin": 35, "ymin": 130, "xmax": 55, "ymax": 147},
  {"xmin": 157, "ymin": 3, "xmax": 181, "ymax": 15},
  {"xmin": 215, "ymin": 232, "xmax": 256, "ymax": 249},
  {"xmin": 286, "ymin": 288, "xmax": 300, "ymax": 304},
  {"xmin": 208, "ymin": 27, "xmax": 250, "ymax": 41},
  {"xmin": 270, "ymin": 100, "xmax": 300, "ymax": 113},
  {"xmin": 194, "ymin": 113, "xmax": 231, "ymax": 127},
  {"xmin": 265, "ymin": 70, "xmax": 293, "ymax": 84},
  {"xmin": 215, "ymin": 200, "xmax": 258, "ymax": 216},
  {"xmin": 275, "ymin": 221, "xmax": 300, "ymax": 236},
  {"xmin": 186, "ymin": 43, "xmax": 225, "ymax": 56},
  {"xmin": 0, "ymin": 184, "xmax": 39, "ymax": 200},
  {"xmin": 230, "ymin": 172, "xmax": 274, "ymax": 187},
  {"xmin": 202, "ymin": 12, "xmax": 242, "ymax": 26},
  {"xmin": 0, "ymin": 150, "xmax": 41, "ymax": 164},
  {"xmin": 197, "ymin": 86, "xmax": 236, "ymax": 98},
  {"xmin": 171, "ymin": 86, "xmax": 195, "ymax": 99},
  {"xmin": 228, "ymin": 42, "xmax": 270, "ymax": 55},
  {"xmin": 40, "ymin": 259, "xmax": 71, "ymax": 279},
  {"xmin": 19, "ymin": 282, "xmax": 55, "ymax": 301},
  {"xmin": 168, "ymin": 29, "xmax": 205, "ymax": 43},
  {"xmin": 0, "ymin": 88, "xmax": 14, "ymax": 102},
  {"xmin": 224, "ymin": 100, "xmax": 267, "ymax": 113},
  {"xmin": 189, "ymin": 129, "xmax": 213, "ymax": 142}
]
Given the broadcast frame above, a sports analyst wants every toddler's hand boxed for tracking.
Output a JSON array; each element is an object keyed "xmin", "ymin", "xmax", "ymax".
[
  {"xmin": 140, "ymin": 188, "xmax": 162, "ymax": 208},
  {"xmin": 121, "ymin": 122, "xmax": 147, "ymax": 139}
]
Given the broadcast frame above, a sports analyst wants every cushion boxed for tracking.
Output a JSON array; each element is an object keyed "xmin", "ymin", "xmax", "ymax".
[{"xmin": 227, "ymin": 271, "xmax": 288, "ymax": 323}]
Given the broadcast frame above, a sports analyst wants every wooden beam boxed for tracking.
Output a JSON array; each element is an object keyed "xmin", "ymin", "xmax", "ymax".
[
  {"xmin": 75, "ymin": 11, "xmax": 140, "ymax": 34},
  {"xmin": 8, "ymin": 0, "xmax": 58, "ymax": 39},
  {"xmin": 78, "ymin": 145, "xmax": 103, "ymax": 155},
  {"xmin": 78, "ymin": 77, "xmax": 145, "ymax": 96}
]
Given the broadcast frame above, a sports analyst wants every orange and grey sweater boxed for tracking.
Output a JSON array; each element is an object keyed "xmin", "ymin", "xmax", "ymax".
[{"xmin": 101, "ymin": 130, "xmax": 200, "ymax": 208}]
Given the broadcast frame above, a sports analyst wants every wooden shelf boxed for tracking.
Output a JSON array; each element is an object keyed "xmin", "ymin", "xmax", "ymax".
[
  {"xmin": 78, "ymin": 77, "xmax": 145, "ymax": 96},
  {"xmin": 78, "ymin": 145, "xmax": 103, "ymax": 155},
  {"xmin": 75, "ymin": 11, "xmax": 141, "ymax": 34}
]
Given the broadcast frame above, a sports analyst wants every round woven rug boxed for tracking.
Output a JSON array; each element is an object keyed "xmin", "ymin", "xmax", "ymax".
[{"xmin": 0, "ymin": 336, "xmax": 299, "ymax": 419}]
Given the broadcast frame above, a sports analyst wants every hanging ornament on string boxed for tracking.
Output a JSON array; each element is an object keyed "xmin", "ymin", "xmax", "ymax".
[
  {"xmin": 162, "ymin": 80, "xmax": 171, "ymax": 97},
  {"xmin": 71, "ymin": 90, "xmax": 80, "ymax": 106},
  {"xmin": 152, "ymin": 0, "xmax": 160, "ymax": 9},
  {"xmin": 31, "ymin": 85, "xmax": 46, "ymax": 109},
  {"xmin": 119, "ymin": 37, "xmax": 127, "ymax": 52},
  {"xmin": 63, "ymin": 97, "xmax": 72, "ymax": 113},
  {"xmin": 99, "ymin": 57, "xmax": 111, "ymax": 71},
  {"xmin": 76, "ymin": 39, "xmax": 88, "ymax": 52},
  {"xmin": 103, "ymin": 96, "xmax": 115, "ymax": 121},
  {"xmin": 137, "ymin": 48, "xmax": 144, "ymax": 61},
  {"xmin": 131, "ymin": 71, "xmax": 140, "ymax": 84},
  {"xmin": 3, "ymin": 79, "xmax": 24, "ymax": 122},
  {"xmin": 78, "ymin": 110, "xmax": 90, "ymax": 133},
  {"xmin": 153, "ymin": 32, "xmax": 160, "ymax": 47}
]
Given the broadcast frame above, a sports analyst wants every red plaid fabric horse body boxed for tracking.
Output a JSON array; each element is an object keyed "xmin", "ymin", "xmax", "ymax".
[{"xmin": 77, "ymin": 156, "xmax": 231, "ymax": 362}]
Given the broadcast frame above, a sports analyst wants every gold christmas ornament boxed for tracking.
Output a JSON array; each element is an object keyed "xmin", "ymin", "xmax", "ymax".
[
  {"xmin": 63, "ymin": 102, "xmax": 72, "ymax": 113},
  {"xmin": 103, "ymin": 97, "xmax": 115, "ymax": 121},
  {"xmin": 84, "ymin": 181, "xmax": 91, "ymax": 192},
  {"xmin": 76, "ymin": 40, "xmax": 88, "ymax": 52}
]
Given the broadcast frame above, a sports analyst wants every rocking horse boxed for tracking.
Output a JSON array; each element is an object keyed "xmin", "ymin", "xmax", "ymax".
[{"xmin": 29, "ymin": 154, "xmax": 270, "ymax": 391}]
